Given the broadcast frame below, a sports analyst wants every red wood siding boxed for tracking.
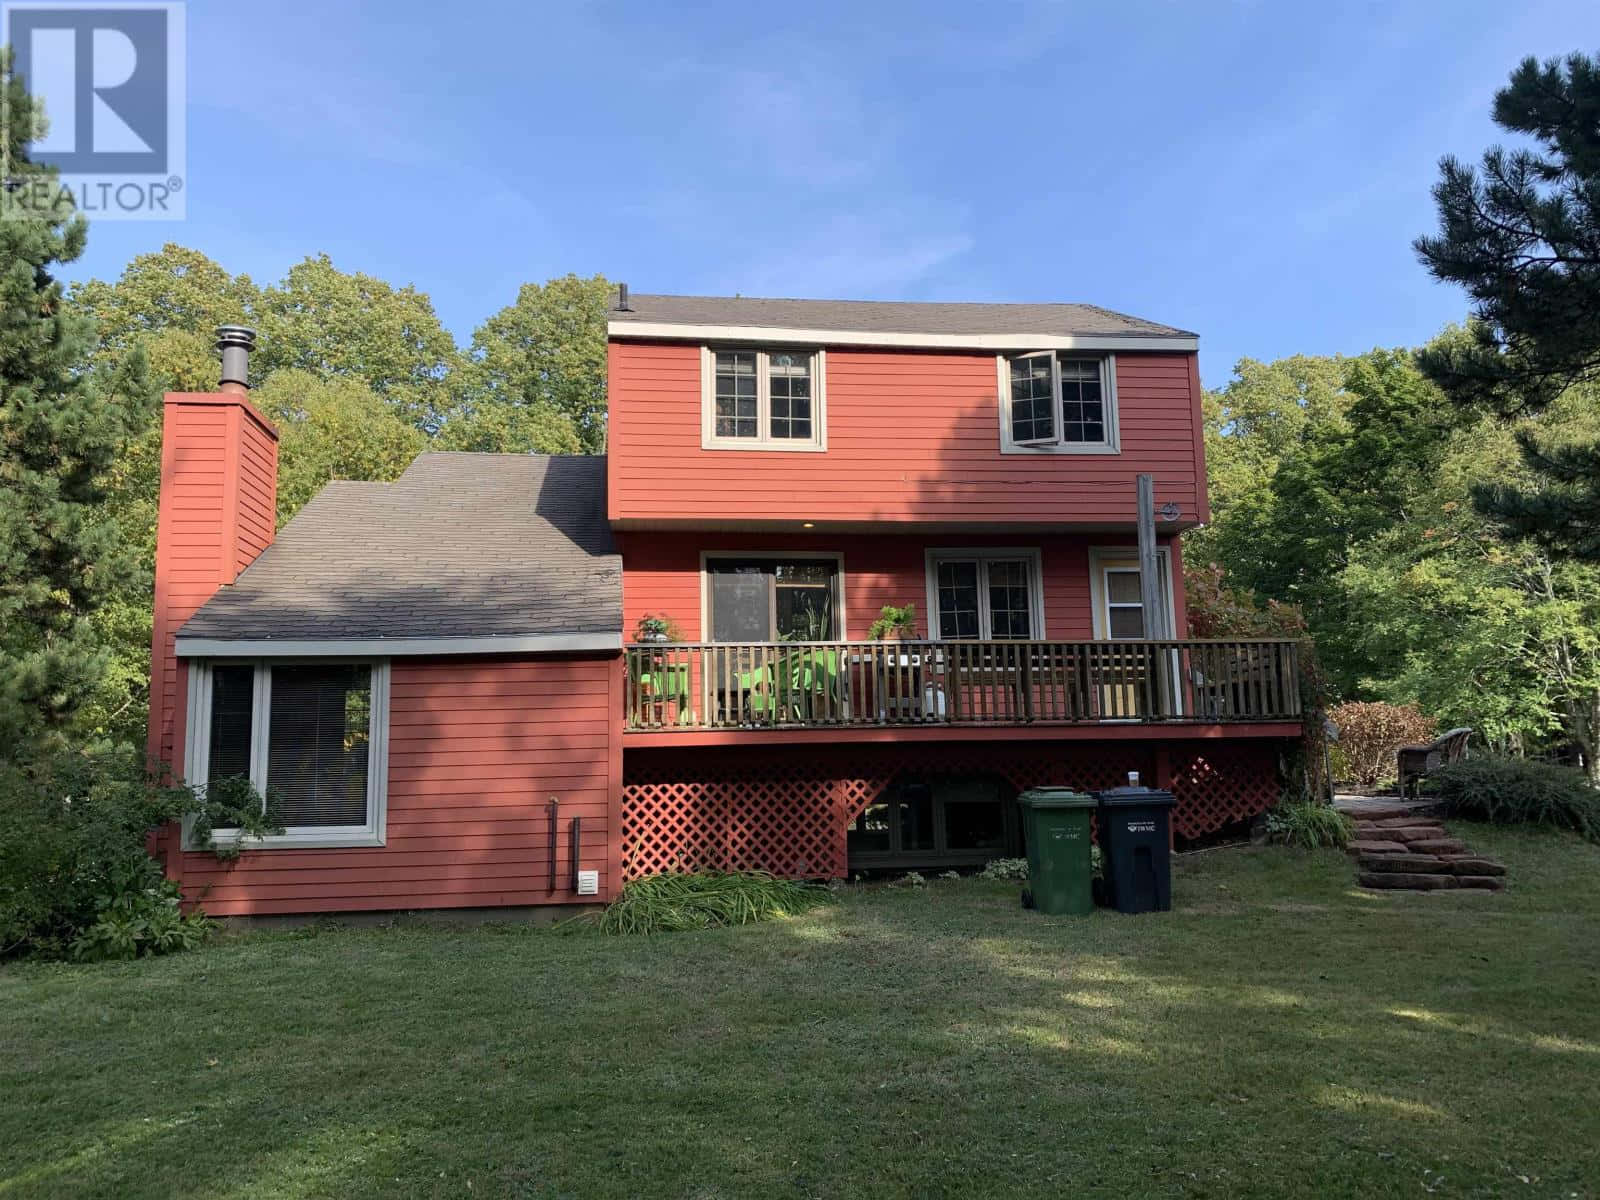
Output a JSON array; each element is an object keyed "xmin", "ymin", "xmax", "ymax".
[
  {"xmin": 147, "ymin": 394, "xmax": 279, "ymax": 773},
  {"xmin": 608, "ymin": 340, "xmax": 1204, "ymax": 527},
  {"xmin": 176, "ymin": 655, "xmax": 622, "ymax": 916},
  {"xmin": 618, "ymin": 530, "xmax": 1182, "ymax": 642}
]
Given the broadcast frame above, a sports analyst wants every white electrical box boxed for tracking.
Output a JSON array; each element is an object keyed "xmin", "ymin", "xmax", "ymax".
[{"xmin": 576, "ymin": 869, "xmax": 599, "ymax": 896}]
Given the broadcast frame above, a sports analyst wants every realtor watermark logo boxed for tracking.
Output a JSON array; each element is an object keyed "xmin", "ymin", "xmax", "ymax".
[{"xmin": 2, "ymin": 1, "xmax": 185, "ymax": 219}]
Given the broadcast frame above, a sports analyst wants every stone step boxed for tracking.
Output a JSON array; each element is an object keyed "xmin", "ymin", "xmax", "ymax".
[
  {"xmin": 1358, "ymin": 872, "xmax": 1460, "ymax": 890},
  {"xmin": 1390, "ymin": 825, "xmax": 1450, "ymax": 843},
  {"xmin": 1409, "ymin": 837, "xmax": 1468, "ymax": 855},
  {"xmin": 1340, "ymin": 804, "xmax": 1423, "ymax": 822},
  {"xmin": 1370, "ymin": 815, "xmax": 1447, "ymax": 830},
  {"xmin": 1440, "ymin": 856, "xmax": 1507, "ymax": 876},
  {"xmin": 1359, "ymin": 853, "xmax": 1451, "ymax": 874},
  {"xmin": 1457, "ymin": 875, "xmax": 1507, "ymax": 891},
  {"xmin": 1348, "ymin": 839, "xmax": 1409, "ymax": 856}
]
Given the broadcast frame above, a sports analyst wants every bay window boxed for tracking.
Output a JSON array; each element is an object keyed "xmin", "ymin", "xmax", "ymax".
[
  {"xmin": 185, "ymin": 660, "xmax": 390, "ymax": 849},
  {"xmin": 999, "ymin": 353, "xmax": 1119, "ymax": 452},
  {"xmin": 701, "ymin": 347, "xmax": 826, "ymax": 450}
]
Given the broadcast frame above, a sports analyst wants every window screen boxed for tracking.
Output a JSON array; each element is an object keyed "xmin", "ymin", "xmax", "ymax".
[
  {"xmin": 1105, "ymin": 569, "xmax": 1146, "ymax": 639},
  {"xmin": 714, "ymin": 350, "xmax": 758, "ymax": 439},
  {"xmin": 986, "ymin": 560, "xmax": 1033, "ymax": 639},
  {"xmin": 207, "ymin": 664, "xmax": 255, "ymax": 783},
  {"xmin": 768, "ymin": 352, "xmax": 812, "ymax": 440},
  {"xmin": 1059, "ymin": 359, "xmax": 1106, "ymax": 444},
  {"xmin": 266, "ymin": 664, "xmax": 372, "ymax": 828},
  {"xmin": 936, "ymin": 561, "xmax": 981, "ymax": 639}
]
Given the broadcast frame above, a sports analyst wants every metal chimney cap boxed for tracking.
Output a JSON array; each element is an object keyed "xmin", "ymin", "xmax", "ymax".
[{"xmin": 215, "ymin": 324, "xmax": 257, "ymax": 349}]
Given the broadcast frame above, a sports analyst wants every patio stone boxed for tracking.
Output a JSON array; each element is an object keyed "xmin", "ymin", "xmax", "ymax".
[{"xmin": 1357, "ymin": 872, "xmax": 1459, "ymax": 890}]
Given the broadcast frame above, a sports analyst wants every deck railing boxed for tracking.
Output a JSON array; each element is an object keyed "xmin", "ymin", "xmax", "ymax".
[{"xmin": 624, "ymin": 639, "xmax": 1303, "ymax": 732}]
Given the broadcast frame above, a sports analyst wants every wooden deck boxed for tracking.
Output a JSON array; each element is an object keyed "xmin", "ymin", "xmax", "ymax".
[{"xmin": 624, "ymin": 638, "xmax": 1303, "ymax": 735}]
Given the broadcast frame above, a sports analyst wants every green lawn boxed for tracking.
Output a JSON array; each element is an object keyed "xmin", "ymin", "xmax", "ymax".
[{"xmin": 3, "ymin": 825, "xmax": 1598, "ymax": 1199}]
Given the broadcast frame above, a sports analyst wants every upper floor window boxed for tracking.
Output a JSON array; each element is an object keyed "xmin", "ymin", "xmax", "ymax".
[
  {"xmin": 998, "ymin": 353, "xmax": 1119, "ymax": 454},
  {"xmin": 701, "ymin": 347, "xmax": 827, "ymax": 451}
]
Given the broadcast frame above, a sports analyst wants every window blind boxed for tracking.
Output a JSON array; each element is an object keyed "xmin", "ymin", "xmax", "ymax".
[{"xmin": 266, "ymin": 664, "xmax": 372, "ymax": 828}]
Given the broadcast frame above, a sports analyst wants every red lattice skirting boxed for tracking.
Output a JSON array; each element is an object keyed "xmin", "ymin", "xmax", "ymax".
[{"xmin": 621, "ymin": 738, "xmax": 1288, "ymax": 880}]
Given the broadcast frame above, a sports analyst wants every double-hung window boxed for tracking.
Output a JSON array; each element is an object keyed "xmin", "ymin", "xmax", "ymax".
[
  {"xmin": 702, "ymin": 347, "xmax": 826, "ymax": 450},
  {"xmin": 185, "ymin": 660, "xmax": 390, "ymax": 849},
  {"xmin": 926, "ymin": 550, "xmax": 1043, "ymax": 640},
  {"xmin": 999, "ymin": 353, "xmax": 1118, "ymax": 452}
]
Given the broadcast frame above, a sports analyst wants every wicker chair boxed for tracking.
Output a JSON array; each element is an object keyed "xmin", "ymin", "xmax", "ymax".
[{"xmin": 1397, "ymin": 727, "xmax": 1472, "ymax": 799}]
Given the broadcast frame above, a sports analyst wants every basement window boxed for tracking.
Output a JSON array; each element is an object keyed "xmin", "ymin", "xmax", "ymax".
[
  {"xmin": 998, "ymin": 352, "xmax": 1119, "ymax": 453},
  {"xmin": 184, "ymin": 660, "xmax": 390, "ymax": 849},
  {"xmin": 701, "ymin": 347, "xmax": 827, "ymax": 450}
]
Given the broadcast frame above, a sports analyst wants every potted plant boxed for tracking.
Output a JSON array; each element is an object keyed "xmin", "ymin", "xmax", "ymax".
[
  {"xmin": 635, "ymin": 614, "xmax": 683, "ymax": 644},
  {"xmin": 868, "ymin": 603, "xmax": 917, "ymax": 642}
]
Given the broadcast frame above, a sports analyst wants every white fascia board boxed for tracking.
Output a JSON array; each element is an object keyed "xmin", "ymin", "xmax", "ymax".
[
  {"xmin": 608, "ymin": 320, "xmax": 1199, "ymax": 353},
  {"xmin": 175, "ymin": 632, "xmax": 623, "ymax": 658}
]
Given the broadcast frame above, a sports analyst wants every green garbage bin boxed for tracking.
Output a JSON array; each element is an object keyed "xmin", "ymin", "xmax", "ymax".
[{"xmin": 1017, "ymin": 789, "xmax": 1097, "ymax": 915}]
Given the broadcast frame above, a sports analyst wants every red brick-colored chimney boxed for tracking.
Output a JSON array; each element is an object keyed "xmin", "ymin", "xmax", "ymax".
[{"xmin": 146, "ymin": 326, "xmax": 279, "ymax": 775}]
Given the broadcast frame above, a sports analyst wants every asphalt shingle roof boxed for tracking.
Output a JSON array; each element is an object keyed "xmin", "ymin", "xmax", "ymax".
[
  {"xmin": 180, "ymin": 453, "xmax": 619, "ymax": 644},
  {"xmin": 608, "ymin": 293, "xmax": 1194, "ymax": 339}
]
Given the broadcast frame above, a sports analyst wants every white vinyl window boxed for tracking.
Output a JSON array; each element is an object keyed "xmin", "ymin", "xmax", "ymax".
[
  {"xmin": 1103, "ymin": 568, "xmax": 1147, "ymax": 639},
  {"xmin": 925, "ymin": 549, "xmax": 1045, "ymax": 640},
  {"xmin": 701, "ymin": 347, "xmax": 827, "ymax": 450},
  {"xmin": 998, "ymin": 353, "xmax": 1119, "ymax": 453},
  {"xmin": 184, "ymin": 660, "xmax": 390, "ymax": 849}
]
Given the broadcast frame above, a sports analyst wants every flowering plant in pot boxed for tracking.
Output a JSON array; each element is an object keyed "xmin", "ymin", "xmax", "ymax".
[{"xmin": 635, "ymin": 614, "xmax": 683, "ymax": 644}]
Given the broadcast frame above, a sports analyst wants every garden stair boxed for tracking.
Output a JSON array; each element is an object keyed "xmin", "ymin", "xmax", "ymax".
[{"xmin": 1334, "ymin": 798, "xmax": 1507, "ymax": 893}]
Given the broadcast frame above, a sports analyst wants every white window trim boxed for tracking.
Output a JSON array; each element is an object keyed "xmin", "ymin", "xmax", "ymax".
[
  {"xmin": 182, "ymin": 659, "xmax": 390, "ymax": 851},
  {"xmin": 1088, "ymin": 547, "xmax": 1175, "ymax": 640},
  {"xmin": 924, "ymin": 548, "xmax": 1046, "ymax": 640},
  {"xmin": 701, "ymin": 346, "xmax": 827, "ymax": 452},
  {"xmin": 699, "ymin": 550, "xmax": 847, "ymax": 641},
  {"xmin": 996, "ymin": 352, "xmax": 1120, "ymax": 454}
]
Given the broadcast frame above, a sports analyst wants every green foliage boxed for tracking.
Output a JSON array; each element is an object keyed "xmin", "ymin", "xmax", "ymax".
[
  {"xmin": 0, "ymin": 744, "xmax": 191, "ymax": 957},
  {"xmin": 596, "ymin": 871, "xmax": 832, "ymax": 935},
  {"xmin": 633, "ymin": 613, "xmax": 684, "ymax": 642},
  {"xmin": 184, "ymin": 774, "xmax": 284, "ymax": 862},
  {"xmin": 1182, "ymin": 562, "xmax": 1306, "ymax": 639},
  {"xmin": 466, "ymin": 274, "xmax": 613, "ymax": 453},
  {"xmin": 0, "ymin": 55, "xmax": 159, "ymax": 754},
  {"xmin": 252, "ymin": 370, "xmax": 427, "ymax": 522},
  {"xmin": 1265, "ymin": 801, "xmax": 1353, "ymax": 849},
  {"xmin": 69, "ymin": 878, "xmax": 216, "ymax": 962},
  {"xmin": 978, "ymin": 857, "xmax": 1029, "ymax": 880},
  {"xmin": 1328, "ymin": 701, "xmax": 1437, "ymax": 786},
  {"xmin": 1426, "ymin": 756, "xmax": 1599, "ymax": 841},
  {"xmin": 867, "ymin": 603, "xmax": 917, "ymax": 640},
  {"xmin": 1415, "ymin": 52, "xmax": 1600, "ymax": 559},
  {"xmin": 257, "ymin": 254, "xmax": 464, "ymax": 431}
]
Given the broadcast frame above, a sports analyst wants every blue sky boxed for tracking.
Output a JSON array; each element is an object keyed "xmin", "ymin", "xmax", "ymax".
[{"xmin": 61, "ymin": 0, "xmax": 1592, "ymax": 386}]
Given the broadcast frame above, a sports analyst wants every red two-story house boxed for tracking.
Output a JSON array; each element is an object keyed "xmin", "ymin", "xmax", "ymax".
[{"xmin": 147, "ymin": 297, "xmax": 1302, "ymax": 916}]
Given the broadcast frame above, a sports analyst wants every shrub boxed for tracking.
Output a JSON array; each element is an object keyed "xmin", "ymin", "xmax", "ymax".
[
  {"xmin": 70, "ymin": 879, "xmax": 217, "ymax": 961},
  {"xmin": 1265, "ymin": 800, "xmax": 1354, "ymax": 849},
  {"xmin": 979, "ymin": 857, "xmax": 1029, "ymax": 880},
  {"xmin": 1426, "ymin": 756, "xmax": 1599, "ymax": 841},
  {"xmin": 597, "ymin": 871, "xmax": 832, "ymax": 935},
  {"xmin": 1328, "ymin": 701, "xmax": 1438, "ymax": 786},
  {"xmin": 0, "ymin": 745, "xmax": 189, "ymax": 958},
  {"xmin": 0, "ymin": 746, "xmax": 267, "ymax": 958}
]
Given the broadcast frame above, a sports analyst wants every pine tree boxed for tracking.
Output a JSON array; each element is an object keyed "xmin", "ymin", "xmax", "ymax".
[
  {"xmin": 0, "ymin": 51, "xmax": 155, "ymax": 755},
  {"xmin": 1415, "ymin": 51, "xmax": 1600, "ymax": 559}
]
